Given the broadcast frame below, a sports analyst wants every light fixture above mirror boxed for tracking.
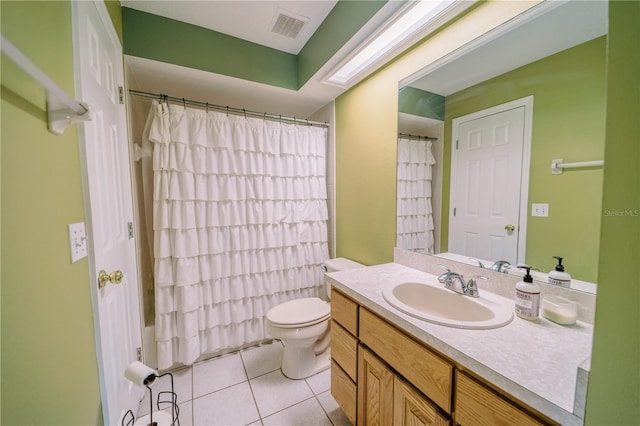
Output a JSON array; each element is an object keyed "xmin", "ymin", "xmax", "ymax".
[{"xmin": 324, "ymin": 0, "xmax": 473, "ymax": 88}]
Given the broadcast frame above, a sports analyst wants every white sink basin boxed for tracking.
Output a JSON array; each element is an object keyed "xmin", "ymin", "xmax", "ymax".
[{"xmin": 382, "ymin": 280, "xmax": 513, "ymax": 329}]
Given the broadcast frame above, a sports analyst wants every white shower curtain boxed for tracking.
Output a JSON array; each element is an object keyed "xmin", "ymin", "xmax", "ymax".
[
  {"xmin": 145, "ymin": 100, "xmax": 329, "ymax": 369},
  {"xmin": 396, "ymin": 137, "xmax": 436, "ymax": 254}
]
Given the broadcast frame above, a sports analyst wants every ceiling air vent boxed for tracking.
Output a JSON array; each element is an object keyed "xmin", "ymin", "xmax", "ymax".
[{"xmin": 270, "ymin": 8, "xmax": 309, "ymax": 39}]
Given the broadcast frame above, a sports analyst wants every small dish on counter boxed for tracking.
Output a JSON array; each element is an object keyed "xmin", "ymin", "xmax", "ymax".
[{"xmin": 541, "ymin": 296, "xmax": 578, "ymax": 325}]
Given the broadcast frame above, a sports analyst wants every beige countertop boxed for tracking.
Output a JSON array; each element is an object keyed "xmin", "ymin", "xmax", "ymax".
[{"xmin": 327, "ymin": 262, "xmax": 593, "ymax": 425}]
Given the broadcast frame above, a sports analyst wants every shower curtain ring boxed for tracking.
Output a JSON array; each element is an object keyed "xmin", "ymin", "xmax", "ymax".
[
  {"xmin": 205, "ymin": 102, "xmax": 209, "ymax": 113},
  {"xmin": 226, "ymin": 106, "xmax": 229, "ymax": 117},
  {"xmin": 243, "ymin": 108, "xmax": 247, "ymax": 119},
  {"xmin": 182, "ymin": 98, "xmax": 186, "ymax": 110}
]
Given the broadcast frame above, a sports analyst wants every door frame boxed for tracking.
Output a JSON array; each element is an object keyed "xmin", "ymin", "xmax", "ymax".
[{"xmin": 449, "ymin": 96, "xmax": 533, "ymax": 265}]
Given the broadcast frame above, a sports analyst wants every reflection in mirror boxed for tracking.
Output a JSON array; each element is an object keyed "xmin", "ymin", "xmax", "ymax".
[
  {"xmin": 396, "ymin": 133, "xmax": 437, "ymax": 254},
  {"xmin": 397, "ymin": 1, "xmax": 607, "ymax": 291}
]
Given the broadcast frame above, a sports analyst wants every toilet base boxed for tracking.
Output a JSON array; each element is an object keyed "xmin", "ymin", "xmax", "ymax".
[{"xmin": 281, "ymin": 345, "xmax": 331, "ymax": 380}]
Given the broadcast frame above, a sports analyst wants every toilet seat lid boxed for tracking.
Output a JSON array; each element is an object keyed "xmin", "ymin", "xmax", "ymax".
[{"xmin": 267, "ymin": 297, "xmax": 330, "ymax": 327}]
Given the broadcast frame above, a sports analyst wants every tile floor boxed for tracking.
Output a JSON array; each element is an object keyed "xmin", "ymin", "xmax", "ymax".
[{"xmin": 137, "ymin": 340, "xmax": 352, "ymax": 426}]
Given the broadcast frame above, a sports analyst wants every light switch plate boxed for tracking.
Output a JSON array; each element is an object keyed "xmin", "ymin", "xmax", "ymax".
[
  {"xmin": 532, "ymin": 203, "xmax": 549, "ymax": 217},
  {"xmin": 68, "ymin": 222, "xmax": 87, "ymax": 263}
]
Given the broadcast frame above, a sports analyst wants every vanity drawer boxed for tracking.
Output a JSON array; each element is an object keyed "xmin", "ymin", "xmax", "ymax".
[
  {"xmin": 331, "ymin": 359, "xmax": 357, "ymax": 425},
  {"xmin": 331, "ymin": 288, "xmax": 359, "ymax": 336},
  {"xmin": 331, "ymin": 320, "xmax": 358, "ymax": 381},
  {"xmin": 455, "ymin": 371, "xmax": 548, "ymax": 426},
  {"xmin": 359, "ymin": 308, "xmax": 453, "ymax": 414}
]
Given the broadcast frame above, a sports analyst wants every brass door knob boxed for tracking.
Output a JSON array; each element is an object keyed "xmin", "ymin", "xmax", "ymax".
[
  {"xmin": 98, "ymin": 269, "xmax": 123, "ymax": 288},
  {"xmin": 504, "ymin": 224, "xmax": 516, "ymax": 232}
]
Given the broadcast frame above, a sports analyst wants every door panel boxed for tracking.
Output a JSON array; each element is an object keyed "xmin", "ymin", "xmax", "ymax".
[
  {"xmin": 72, "ymin": 1, "xmax": 143, "ymax": 424},
  {"xmin": 450, "ymin": 106, "xmax": 526, "ymax": 264}
]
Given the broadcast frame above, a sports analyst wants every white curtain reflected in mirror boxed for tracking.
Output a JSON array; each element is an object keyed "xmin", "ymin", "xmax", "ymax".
[{"xmin": 396, "ymin": 136, "xmax": 436, "ymax": 254}]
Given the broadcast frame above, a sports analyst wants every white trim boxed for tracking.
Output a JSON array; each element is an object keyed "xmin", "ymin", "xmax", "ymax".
[
  {"xmin": 323, "ymin": 0, "xmax": 476, "ymax": 89},
  {"xmin": 450, "ymin": 95, "xmax": 533, "ymax": 265}
]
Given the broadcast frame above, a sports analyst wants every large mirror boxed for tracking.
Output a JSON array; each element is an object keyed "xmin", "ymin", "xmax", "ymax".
[{"xmin": 397, "ymin": 1, "xmax": 607, "ymax": 290}]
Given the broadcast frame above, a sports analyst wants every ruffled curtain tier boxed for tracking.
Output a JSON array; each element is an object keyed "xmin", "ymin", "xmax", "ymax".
[
  {"xmin": 146, "ymin": 101, "xmax": 329, "ymax": 368},
  {"xmin": 396, "ymin": 138, "xmax": 436, "ymax": 254}
]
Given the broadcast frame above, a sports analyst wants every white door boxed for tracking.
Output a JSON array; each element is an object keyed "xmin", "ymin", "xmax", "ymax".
[
  {"xmin": 449, "ymin": 97, "xmax": 532, "ymax": 265},
  {"xmin": 72, "ymin": 2, "xmax": 143, "ymax": 424}
]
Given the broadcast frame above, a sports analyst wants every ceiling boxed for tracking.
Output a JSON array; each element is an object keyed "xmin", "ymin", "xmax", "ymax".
[
  {"xmin": 121, "ymin": 1, "xmax": 339, "ymax": 55},
  {"xmin": 123, "ymin": 1, "xmax": 608, "ymax": 121},
  {"xmin": 123, "ymin": 0, "xmax": 406, "ymax": 118}
]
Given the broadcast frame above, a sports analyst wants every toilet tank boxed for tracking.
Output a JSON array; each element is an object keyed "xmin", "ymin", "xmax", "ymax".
[{"xmin": 323, "ymin": 257, "xmax": 365, "ymax": 298}]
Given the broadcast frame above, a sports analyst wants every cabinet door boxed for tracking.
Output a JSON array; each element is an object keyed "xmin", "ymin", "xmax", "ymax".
[
  {"xmin": 358, "ymin": 346, "xmax": 394, "ymax": 426},
  {"xmin": 455, "ymin": 372, "xmax": 547, "ymax": 426},
  {"xmin": 394, "ymin": 377, "xmax": 450, "ymax": 426}
]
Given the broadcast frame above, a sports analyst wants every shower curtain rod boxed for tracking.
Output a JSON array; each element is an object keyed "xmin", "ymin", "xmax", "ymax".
[
  {"xmin": 398, "ymin": 132, "xmax": 437, "ymax": 141},
  {"xmin": 129, "ymin": 89, "xmax": 329, "ymax": 128}
]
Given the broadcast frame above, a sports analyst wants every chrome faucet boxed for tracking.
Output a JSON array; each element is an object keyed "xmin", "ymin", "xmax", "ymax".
[
  {"xmin": 490, "ymin": 260, "xmax": 511, "ymax": 273},
  {"xmin": 437, "ymin": 264, "xmax": 486, "ymax": 298},
  {"xmin": 469, "ymin": 258, "xmax": 511, "ymax": 273}
]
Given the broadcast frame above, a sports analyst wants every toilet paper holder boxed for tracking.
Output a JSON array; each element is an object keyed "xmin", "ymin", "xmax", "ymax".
[{"xmin": 121, "ymin": 367, "xmax": 179, "ymax": 426}]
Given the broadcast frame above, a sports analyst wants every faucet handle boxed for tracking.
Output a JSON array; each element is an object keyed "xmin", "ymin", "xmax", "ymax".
[
  {"xmin": 437, "ymin": 264, "xmax": 450, "ymax": 272},
  {"xmin": 490, "ymin": 260, "xmax": 511, "ymax": 273},
  {"xmin": 469, "ymin": 258, "xmax": 486, "ymax": 268},
  {"xmin": 437, "ymin": 264, "xmax": 451, "ymax": 283},
  {"xmin": 466, "ymin": 275, "xmax": 487, "ymax": 298}
]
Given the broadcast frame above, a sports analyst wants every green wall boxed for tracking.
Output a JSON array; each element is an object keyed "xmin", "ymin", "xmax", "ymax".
[
  {"xmin": 442, "ymin": 37, "xmax": 606, "ymax": 282},
  {"xmin": 335, "ymin": 67, "xmax": 399, "ymax": 265},
  {"xmin": 398, "ymin": 86, "xmax": 445, "ymax": 121},
  {"xmin": 122, "ymin": 7, "xmax": 299, "ymax": 90},
  {"xmin": 335, "ymin": 1, "xmax": 639, "ymax": 422},
  {"xmin": 0, "ymin": 1, "xmax": 125, "ymax": 424},
  {"xmin": 586, "ymin": 1, "xmax": 640, "ymax": 423}
]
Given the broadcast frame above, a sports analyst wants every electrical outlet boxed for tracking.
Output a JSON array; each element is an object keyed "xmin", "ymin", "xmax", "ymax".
[
  {"xmin": 68, "ymin": 222, "xmax": 87, "ymax": 263},
  {"xmin": 532, "ymin": 203, "xmax": 549, "ymax": 217}
]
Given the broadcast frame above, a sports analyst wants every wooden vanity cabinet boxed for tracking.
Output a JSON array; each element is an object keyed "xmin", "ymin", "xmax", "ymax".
[
  {"xmin": 331, "ymin": 289, "xmax": 359, "ymax": 424},
  {"xmin": 330, "ymin": 287, "xmax": 552, "ymax": 426}
]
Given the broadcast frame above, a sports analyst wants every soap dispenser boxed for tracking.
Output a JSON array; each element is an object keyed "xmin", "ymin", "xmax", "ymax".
[
  {"xmin": 548, "ymin": 256, "xmax": 571, "ymax": 288},
  {"xmin": 515, "ymin": 266, "xmax": 540, "ymax": 321}
]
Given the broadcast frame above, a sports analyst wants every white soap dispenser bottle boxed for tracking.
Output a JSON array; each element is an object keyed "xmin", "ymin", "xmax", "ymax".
[
  {"xmin": 548, "ymin": 256, "xmax": 571, "ymax": 288},
  {"xmin": 515, "ymin": 266, "xmax": 540, "ymax": 320}
]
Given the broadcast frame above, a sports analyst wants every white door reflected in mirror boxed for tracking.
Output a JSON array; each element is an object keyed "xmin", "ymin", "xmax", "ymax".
[{"xmin": 449, "ymin": 99, "xmax": 531, "ymax": 265}]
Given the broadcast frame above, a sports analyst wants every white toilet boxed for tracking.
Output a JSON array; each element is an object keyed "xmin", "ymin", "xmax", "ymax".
[{"xmin": 266, "ymin": 257, "xmax": 365, "ymax": 379}]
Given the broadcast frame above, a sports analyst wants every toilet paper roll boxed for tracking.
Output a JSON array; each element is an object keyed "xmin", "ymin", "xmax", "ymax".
[{"xmin": 124, "ymin": 361, "xmax": 157, "ymax": 387}]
